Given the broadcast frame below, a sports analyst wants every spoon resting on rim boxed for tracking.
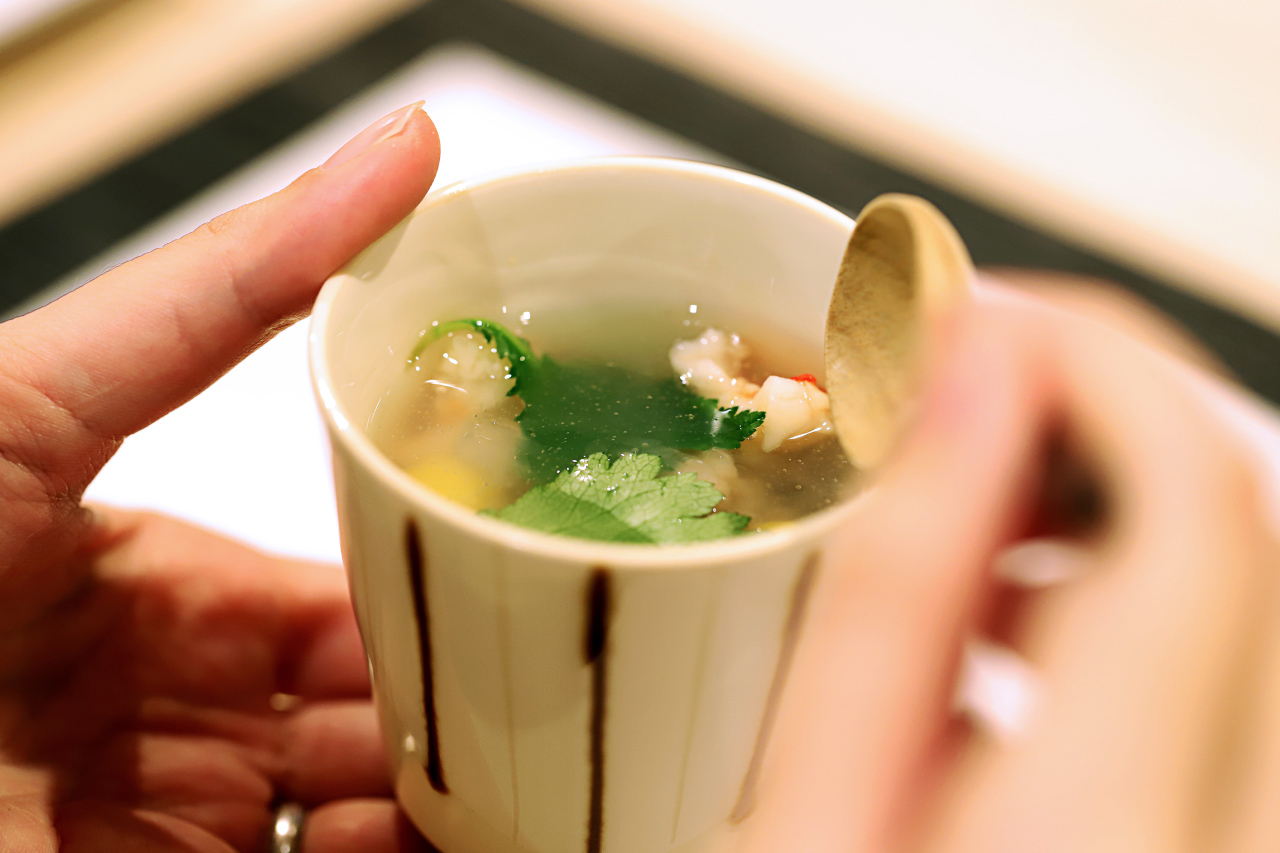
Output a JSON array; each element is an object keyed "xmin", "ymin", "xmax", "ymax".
[{"xmin": 824, "ymin": 193, "xmax": 975, "ymax": 471}]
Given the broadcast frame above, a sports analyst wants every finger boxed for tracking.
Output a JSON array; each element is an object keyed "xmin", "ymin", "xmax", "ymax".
[
  {"xmin": 19, "ymin": 510, "xmax": 369, "ymax": 740},
  {"xmin": 277, "ymin": 701, "xmax": 393, "ymax": 804},
  {"xmin": 978, "ymin": 268, "xmax": 1225, "ymax": 376},
  {"xmin": 74, "ymin": 701, "xmax": 391, "ymax": 846},
  {"xmin": 287, "ymin": 601, "xmax": 370, "ymax": 700},
  {"xmin": 0, "ymin": 103, "xmax": 439, "ymax": 497},
  {"xmin": 57, "ymin": 800, "xmax": 236, "ymax": 852},
  {"xmin": 135, "ymin": 699, "xmax": 393, "ymax": 805},
  {"xmin": 0, "ymin": 788, "xmax": 57, "ymax": 852},
  {"xmin": 98, "ymin": 508, "xmax": 370, "ymax": 701},
  {"xmin": 1218, "ymin": 533, "xmax": 1280, "ymax": 852},
  {"xmin": 74, "ymin": 731, "xmax": 273, "ymax": 852},
  {"xmin": 924, "ymin": 296, "xmax": 1270, "ymax": 850},
  {"xmin": 302, "ymin": 799, "xmax": 432, "ymax": 853},
  {"xmin": 740, "ymin": 299, "xmax": 1046, "ymax": 853}
]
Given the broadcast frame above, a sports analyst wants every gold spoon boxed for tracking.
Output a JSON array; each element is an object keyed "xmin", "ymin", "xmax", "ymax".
[{"xmin": 824, "ymin": 193, "xmax": 975, "ymax": 470}]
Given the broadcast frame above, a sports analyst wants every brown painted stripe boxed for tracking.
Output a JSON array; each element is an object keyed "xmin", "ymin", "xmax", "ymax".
[
  {"xmin": 584, "ymin": 568, "xmax": 612, "ymax": 853},
  {"xmin": 406, "ymin": 520, "xmax": 448, "ymax": 794},
  {"xmin": 729, "ymin": 551, "xmax": 820, "ymax": 823}
]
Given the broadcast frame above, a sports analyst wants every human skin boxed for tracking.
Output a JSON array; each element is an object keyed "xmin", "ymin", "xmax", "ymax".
[
  {"xmin": 0, "ymin": 103, "xmax": 441, "ymax": 852},
  {"xmin": 1, "ymin": 100, "xmax": 1276, "ymax": 852},
  {"xmin": 737, "ymin": 281, "xmax": 1280, "ymax": 853}
]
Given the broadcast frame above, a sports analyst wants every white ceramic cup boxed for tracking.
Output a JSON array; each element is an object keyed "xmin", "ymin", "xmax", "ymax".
[{"xmin": 310, "ymin": 158, "xmax": 858, "ymax": 853}]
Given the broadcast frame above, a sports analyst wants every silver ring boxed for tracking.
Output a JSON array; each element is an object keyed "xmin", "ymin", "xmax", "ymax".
[{"xmin": 269, "ymin": 802, "xmax": 305, "ymax": 853}]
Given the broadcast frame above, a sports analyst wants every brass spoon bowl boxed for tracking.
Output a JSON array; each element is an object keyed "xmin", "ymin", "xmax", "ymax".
[{"xmin": 824, "ymin": 193, "xmax": 975, "ymax": 469}]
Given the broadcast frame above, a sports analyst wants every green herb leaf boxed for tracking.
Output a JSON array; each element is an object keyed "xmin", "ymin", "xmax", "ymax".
[
  {"xmin": 420, "ymin": 318, "xmax": 766, "ymax": 481},
  {"xmin": 486, "ymin": 453, "xmax": 750, "ymax": 543},
  {"xmin": 515, "ymin": 362, "xmax": 768, "ymax": 481}
]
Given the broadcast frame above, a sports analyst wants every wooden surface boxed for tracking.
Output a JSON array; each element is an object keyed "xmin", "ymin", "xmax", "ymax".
[{"xmin": 1, "ymin": 0, "xmax": 1277, "ymax": 331}]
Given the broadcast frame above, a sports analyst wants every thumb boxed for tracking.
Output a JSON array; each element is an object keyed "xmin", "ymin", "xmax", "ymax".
[
  {"xmin": 738, "ymin": 299, "xmax": 1044, "ymax": 852},
  {"xmin": 0, "ymin": 102, "xmax": 439, "ymax": 496}
]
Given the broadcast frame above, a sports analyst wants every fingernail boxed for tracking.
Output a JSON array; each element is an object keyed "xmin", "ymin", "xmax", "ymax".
[
  {"xmin": 323, "ymin": 101, "xmax": 425, "ymax": 170},
  {"xmin": 992, "ymin": 537, "xmax": 1091, "ymax": 587},
  {"xmin": 952, "ymin": 638, "xmax": 1040, "ymax": 744}
]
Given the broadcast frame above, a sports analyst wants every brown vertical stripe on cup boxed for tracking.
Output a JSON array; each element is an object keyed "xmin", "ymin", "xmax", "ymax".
[
  {"xmin": 584, "ymin": 568, "xmax": 613, "ymax": 853},
  {"xmin": 406, "ymin": 520, "xmax": 448, "ymax": 794}
]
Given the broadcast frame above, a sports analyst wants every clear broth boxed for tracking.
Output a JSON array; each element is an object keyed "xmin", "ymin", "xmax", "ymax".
[{"xmin": 369, "ymin": 300, "xmax": 859, "ymax": 532}]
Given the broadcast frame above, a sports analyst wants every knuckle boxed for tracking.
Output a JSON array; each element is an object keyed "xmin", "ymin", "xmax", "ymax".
[
  {"xmin": 200, "ymin": 206, "xmax": 242, "ymax": 238},
  {"xmin": 197, "ymin": 215, "xmax": 225, "ymax": 238}
]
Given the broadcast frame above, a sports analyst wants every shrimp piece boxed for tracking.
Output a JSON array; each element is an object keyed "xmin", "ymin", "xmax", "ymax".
[
  {"xmin": 744, "ymin": 375, "xmax": 833, "ymax": 452},
  {"xmin": 669, "ymin": 328, "xmax": 759, "ymax": 405},
  {"xmin": 414, "ymin": 331, "xmax": 515, "ymax": 415},
  {"xmin": 670, "ymin": 329, "xmax": 832, "ymax": 451}
]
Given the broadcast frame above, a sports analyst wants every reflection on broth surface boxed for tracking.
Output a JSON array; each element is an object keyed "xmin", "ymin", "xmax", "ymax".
[{"xmin": 369, "ymin": 300, "xmax": 858, "ymax": 540}]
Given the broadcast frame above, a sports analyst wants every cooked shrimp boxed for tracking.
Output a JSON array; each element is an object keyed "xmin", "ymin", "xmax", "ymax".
[
  {"xmin": 670, "ymin": 330, "xmax": 832, "ymax": 451},
  {"xmin": 745, "ymin": 375, "xmax": 833, "ymax": 452},
  {"xmin": 669, "ymin": 328, "xmax": 760, "ymax": 405},
  {"xmin": 413, "ymin": 330, "xmax": 516, "ymax": 416}
]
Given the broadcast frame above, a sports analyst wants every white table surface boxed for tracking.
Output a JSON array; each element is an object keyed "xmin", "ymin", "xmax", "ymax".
[
  {"xmin": 562, "ymin": 0, "xmax": 1280, "ymax": 323},
  {"xmin": 647, "ymin": 0, "xmax": 1280, "ymax": 293},
  {"xmin": 17, "ymin": 43, "xmax": 1280, "ymax": 564}
]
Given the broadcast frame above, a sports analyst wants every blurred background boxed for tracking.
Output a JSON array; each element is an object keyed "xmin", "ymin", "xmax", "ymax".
[{"xmin": 1, "ymin": 0, "xmax": 1277, "ymax": 561}]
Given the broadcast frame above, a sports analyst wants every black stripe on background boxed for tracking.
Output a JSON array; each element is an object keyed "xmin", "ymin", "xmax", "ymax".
[{"xmin": 2, "ymin": 0, "xmax": 1276, "ymax": 401}]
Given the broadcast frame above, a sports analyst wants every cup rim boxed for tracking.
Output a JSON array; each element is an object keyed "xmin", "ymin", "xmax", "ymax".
[{"xmin": 309, "ymin": 156, "xmax": 860, "ymax": 569}]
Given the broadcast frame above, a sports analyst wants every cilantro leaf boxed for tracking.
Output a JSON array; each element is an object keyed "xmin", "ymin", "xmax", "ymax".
[
  {"xmin": 485, "ymin": 453, "xmax": 750, "ymax": 543},
  {"xmin": 515, "ymin": 362, "xmax": 767, "ymax": 481},
  {"xmin": 710, "ymin": 405, "xmax": 768, "ymax": 447},
  {"xmin": 419, "ymin": 318, "xmax": 766, "ymax": 481}
]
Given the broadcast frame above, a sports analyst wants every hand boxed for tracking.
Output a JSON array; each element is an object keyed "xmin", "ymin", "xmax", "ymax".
[
  {"xmin": 739, "ymin": 279, "xmax": 1280, "ymax": 852},
  {"xmin": 0, "ymin": 103, "xmax": 440, "ymax": 852}
]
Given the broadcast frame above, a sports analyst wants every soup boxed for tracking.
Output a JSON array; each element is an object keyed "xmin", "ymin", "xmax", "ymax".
[{"xmin": 369, "ymin": 302, "xmax": 857, "ymax": 543}]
